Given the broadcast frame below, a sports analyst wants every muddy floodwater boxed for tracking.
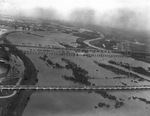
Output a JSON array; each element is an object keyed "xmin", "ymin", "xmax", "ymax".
[
  {"xmin": 6, "ymin": 31, "xmax": 150, "ymax": 116},
  {"xmin": 22, "ymin": 90, "xmax": 150, "ymax": 116},
  {"xmin": 22, "ymin": 54, "xmax": 150, "ymax": 116}
]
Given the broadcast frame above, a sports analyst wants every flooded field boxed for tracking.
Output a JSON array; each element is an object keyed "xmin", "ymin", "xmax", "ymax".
[
  {"xmin": 21, "ymin": 52, "xmax": 150, "ymax": 116},
  {"xmin": 22, "ymin": 90, "xmax": 150, "ymax": 116},
  {"xmin": 7, "ymin": 31, "xmax": 79, "ymax": 47},
  {"xmin": 1, "ymin": 1, "xmax": 150, "ymax": 115},
  {"xmin": 24, "ymin": 53, "xmax": 150, "ymax": 86},
  {"xmin": 6, "ymin": 31, "xmax": 150, "ymax": 116}
]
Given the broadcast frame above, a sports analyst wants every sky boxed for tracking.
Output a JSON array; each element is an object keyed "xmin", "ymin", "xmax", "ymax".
[
  {"xmin": 0, "ymin": 0, "xmax": 150, "ymax": 31},
  {"xmin": 0, "ymin": 0, "xmax": 149, "ymax": 15}
]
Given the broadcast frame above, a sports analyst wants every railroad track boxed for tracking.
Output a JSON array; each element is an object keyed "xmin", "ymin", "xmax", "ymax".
[{"xmin": 1, "ymin": 85, "xmax": 150, "ymax": 91}]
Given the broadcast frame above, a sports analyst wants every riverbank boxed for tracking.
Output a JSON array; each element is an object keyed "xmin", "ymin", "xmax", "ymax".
[{"xmin": 0, "ymin": 32, "xmax": 38, "ymax": 116}]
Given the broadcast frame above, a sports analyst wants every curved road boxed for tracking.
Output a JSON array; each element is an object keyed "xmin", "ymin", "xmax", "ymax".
[
  {"xmin": 83, "ymin": 32, "xmax": 106, "ymax": 50},
  {"xmin": 83, "ymin": 37, "xmax": 105, "ymax": 50}
]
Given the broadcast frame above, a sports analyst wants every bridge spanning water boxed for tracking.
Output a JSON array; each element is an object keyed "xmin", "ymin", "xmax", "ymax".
[
  {"xmin": 1, "ymin": 85, "xmax": 150, "ymax": 91},
  {"xmin": 22, "ymin": 51, "xmax": 126, "ymax": 57},
  {"xmin": 2, "ymin": 43, "xmax": 150, "ymax": 54},
  {"xmin": 2, "ymin": 43, "xmax": 148, "ymax": 58}
]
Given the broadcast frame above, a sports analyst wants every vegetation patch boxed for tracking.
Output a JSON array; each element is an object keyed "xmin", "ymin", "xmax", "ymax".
[
  {"xmin": 95, "ymin": 102, "xmax": 110, "ymax": 109},
  {"xmin": 59, "ymin": 42, "xmax": 74, "ymax": 48},
  {"xmin": 108, "ymin": 60, "xmax": 150, "ymax": 77},
  {"xmin": 39, "ymin": 55, "xmax": 64, "ymax": 69},
  {"xmin": 94, "ymin": 61, "xmax": 149, "ymax": 82},
  {"xmin": 129, "ymin": 96, "xmax": 150, "ymax": 104},
  {"xmin": 95, "ymin": 90, "xmax": 124, "ymax": 109},
  {"xmin": 73, "ymin": 31, "xmax": 100, "ymax": 40},
  {"xmin": 62, "ymin": 58, "xmax": 93, "ymax": 86},
  {"xmin": 89, "ymin": 38, "xmax": 118, "ymax": 50}
]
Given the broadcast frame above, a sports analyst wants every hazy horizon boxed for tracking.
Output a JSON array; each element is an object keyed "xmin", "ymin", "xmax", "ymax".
[{"xmin": 0, "ymin": 0, "xmax": 150, "ymax": 31}]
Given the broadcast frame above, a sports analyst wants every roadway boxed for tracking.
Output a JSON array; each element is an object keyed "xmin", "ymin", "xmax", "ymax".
[
  {"xmin": 22, "ymin": 51, "xmax": 125, "ymax": 57},
  {"xmin": 83, "ymin": 37, "xmax": 105, "ymax": 50},
  {"xmin": 1, "ymin": 85, "xmax": 150, "ymax": 91}
]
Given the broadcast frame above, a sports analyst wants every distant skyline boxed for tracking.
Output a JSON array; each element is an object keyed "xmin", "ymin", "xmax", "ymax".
[{"xmin": 0, "ymin": 0, "xmax": 150, "ymax": 31}]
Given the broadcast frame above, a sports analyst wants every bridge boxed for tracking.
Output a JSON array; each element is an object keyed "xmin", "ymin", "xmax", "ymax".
[
  {"xmin": 1, "ymin": 85, "xmax": 150, "ymax": 91},
  {"xmin": 0, "ymin": 44, "xmax": 134, "ymax": 58},
  {"xmin": 1, "ymin": 43, "xmax": 150, "ymax": 54},
  {"xmin": 21, "ymin": 51, "xmax": 126, "ymax": 57}
]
